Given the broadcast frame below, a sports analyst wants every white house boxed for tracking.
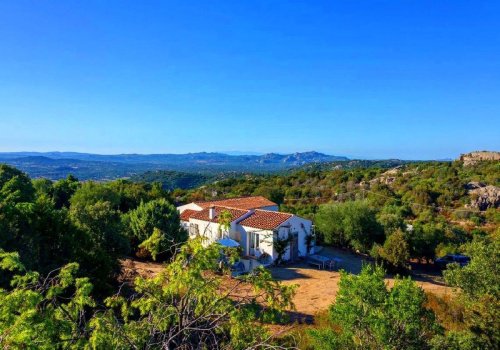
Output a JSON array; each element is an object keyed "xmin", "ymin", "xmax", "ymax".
[{"xmin": 178, "ymin": 196, "xmax": 314, "ymax": 264}]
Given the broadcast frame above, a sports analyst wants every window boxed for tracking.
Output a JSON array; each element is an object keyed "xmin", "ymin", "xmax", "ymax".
[
  {"xmin": 250, "ymin": 232, "xmax": 260, "ymax": 249},
  {"xmin": 189, "ymin": 223, "xmax": 199, "ymax": 236}
]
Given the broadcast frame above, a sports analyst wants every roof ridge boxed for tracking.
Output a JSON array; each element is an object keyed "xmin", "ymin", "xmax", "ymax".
[
  {"xmin": 194, "ymin": 195, "xmax": 270, "ymax": 204},
  {"xmin": 189, "ymin": 206, "xmax": 250, "ymax": 223},
  {"xmin": 211, "ymin": 205, "xmax": 251, "ymax": 212},
  {"xmin": 254, "ymin": 208, "xmax": 293, "ymax": 216}
]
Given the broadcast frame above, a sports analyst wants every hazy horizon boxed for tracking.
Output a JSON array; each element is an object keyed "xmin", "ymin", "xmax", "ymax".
[{"xmin": 0, "ymin": 148, "xmax": 470, "ymax": 161}]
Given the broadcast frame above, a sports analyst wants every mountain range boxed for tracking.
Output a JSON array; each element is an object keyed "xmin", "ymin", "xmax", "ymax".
[{"xmin": 0, "ymin": 151, "xmax": 349, "ymax": 181}]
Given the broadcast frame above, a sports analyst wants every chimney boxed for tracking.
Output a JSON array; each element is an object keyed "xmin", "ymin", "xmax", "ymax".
[{"xmin": 209, "ymin": 206, "xmax": 216, "ymax": 220}]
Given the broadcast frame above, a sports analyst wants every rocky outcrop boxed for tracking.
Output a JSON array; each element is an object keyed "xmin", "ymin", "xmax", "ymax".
[
  {"xmin": 460, "ymin": 151, "xmax": 500, "ymax": 166},
  {"xmin": 369, "ymin": 166, "xmax": 416, "ymax": 187},
  {"xmin": 466, "ymin": 182, "xmax": 500, "ymax": 211}
]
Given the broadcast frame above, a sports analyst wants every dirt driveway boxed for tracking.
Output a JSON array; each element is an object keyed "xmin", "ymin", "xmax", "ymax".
[
  {"xmin": 270, "ymin": 247, "xmax": 454, "ymax": 318},
  {"xmin": 121, "ymin": 247, "xmax": 454, "ymax": 320}
]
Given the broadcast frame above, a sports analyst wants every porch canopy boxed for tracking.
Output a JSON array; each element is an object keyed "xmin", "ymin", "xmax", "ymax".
[{"xmin": 217, "ymin": 238, "xmax": 240, "ymax": 248}]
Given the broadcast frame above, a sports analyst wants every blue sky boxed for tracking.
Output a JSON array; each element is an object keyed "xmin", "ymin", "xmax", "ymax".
[{"xmin": 0, "ymin": 1, "xmax": 499, "ymax": 159}]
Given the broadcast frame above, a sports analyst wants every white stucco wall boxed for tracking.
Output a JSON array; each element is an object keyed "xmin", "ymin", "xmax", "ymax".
[
  {"xmin": 279, "ymin": 216, "xmax": 313, "ymax": 259},
  {"xmin": 188, "ymin": 218, "xmax": 225, "ymax": 246},
  {"xmin": 242, "ymin": 215, "xmax": 313, "ymax": 262},
  {"xmin": 187, "ymin": 211, "xmax": 253, "ymax": 247},
  {"xmin": 241, "ymin": 226, "xmax": 275, "ymax": 259}
]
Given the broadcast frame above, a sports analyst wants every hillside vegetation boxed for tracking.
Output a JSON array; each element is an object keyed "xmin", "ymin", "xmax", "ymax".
[
  {"xmin": 0, "ymin": 159, "xmax": 498, "ymax": 349},
  {"xmin": 177, "ymin": 159, "xmax": 499, "ymax": 262}
]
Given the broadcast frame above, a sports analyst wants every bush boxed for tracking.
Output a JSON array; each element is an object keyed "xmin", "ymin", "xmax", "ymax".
[
  {"xmin": 380, "ymin": 229, "xmax": 410, "ymax": 272},
  {"xmin": 128, "ymin": 198, "xmax": 186, "ymax": 260},
  {"xmin": 309, "ymin": 265, "xmax": 441, "ymax": 349},
  {"xmin": 315, "ymin": 200, "xmax": 384, "ymax": 252}
]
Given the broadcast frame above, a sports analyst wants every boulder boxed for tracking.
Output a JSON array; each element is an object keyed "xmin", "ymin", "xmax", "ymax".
[
  {"xmin": 466, "ymin": 182, "xmax": 500, "ymax": 210},
  {"xmin": 459, "ymin": 151, "xmax": 500, "ymax": 166}
]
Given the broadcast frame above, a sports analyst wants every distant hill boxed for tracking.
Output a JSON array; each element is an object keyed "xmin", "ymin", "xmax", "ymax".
[
  {"xmin": 130, "ymin": 171, "xmax": 213, "ymax": 190},
  {"xmin": 0, "ymin": 151, "xmax": 348, "ymax": 181},
  {"xmin": 294, "ymin": 159, "xmax": 420, "ymax": 172},
  {"xmin": 0, "ymin": 151, "xmax": 347, "ymax": 165}
]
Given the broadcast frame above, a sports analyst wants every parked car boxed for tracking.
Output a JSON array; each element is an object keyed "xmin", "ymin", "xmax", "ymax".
[{"xmin": 435, "ymin": 254, "xmax": 470, "ymax": 269}]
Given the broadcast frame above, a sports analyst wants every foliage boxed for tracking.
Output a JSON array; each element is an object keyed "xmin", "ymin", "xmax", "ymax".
[
  {"xmin": 273, "ymin": 234, "xmax": 291, "ymax": 265},
  {"xmin": 93, "ymin": 239, "xmax": 296, "ymax": 348},
  {"xmin": 138, "ymin": 227, "xmax": 164, "ymax": 261},
  {"xmin": 179, "ymin": 160, "xmax": 499, "ymax": 262},
  {"xmin": 406, "ymin": 220, "xmax": 446, "ymax": 262},
  {"xmin": 377, "ymin": 204, "xmax": 407, "ymax": 234},
  {"xmin": 106, "ymin": 179, "xmax": 169, "ymax": 212},
  {"xmin": 308, "ymin": 264, "xmax": 441, "ymax": 350},
  {"xmin": 315, "ymin": 200, "xmax": 384, "ymax": 252},
  {"xmin": 0, "ymin": 239, "xmax": 296, "ymax": 349},
  {"xmin": 70, "ymin": 199, "xmax": 129, "ymax": 293},
  {"xmin": 0, "ymin": 251, "xmax": 95, "ymax": 349},
  {"xmin": 70, "ymin": 181, "xmax": 121, "ymax": 210},
  {"xmin": 440, "ymin": 236, "xmax": 500, "ymax": 349},
  {"xmin": 52, "ymin": 175, "xmax": 80, "ymax": 208},
  {"xmin": 218, "ymin": 209, "xmax": 233, "ymax": 236},
  {"xmin": 131, "ymin": 170, "xmax": 211, "ymax": 190},
  {"xmin": 379, "ymin": 229, "xmax": 410, "ymax": 271},
  {"xmin": 445, "ymin": 236, "xmax": 500, "ymax": 299},
  {"xmin": 127, "ymin": 198, "xmax": 186, "ymax": 259},
  {"xmin": 0, "ymin": 164, "xmax": 35, "ymax": 203},
  {"xmin": 0, "ymin": 165, "xmax": 177, "ymax": 295}
]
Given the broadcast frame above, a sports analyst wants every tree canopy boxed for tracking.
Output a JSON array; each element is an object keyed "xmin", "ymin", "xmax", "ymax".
[{"xmin": 309, "ymin": 265, "xmax": 441, "ymax": 350}]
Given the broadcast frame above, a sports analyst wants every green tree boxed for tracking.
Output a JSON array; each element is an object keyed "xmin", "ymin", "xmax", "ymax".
[
  {"xmin": 69, "ymin": 181, "xmax": 120, "ymax": 210},
  {"xmin": 407, "ymin": 221, "xmax": 445, "ymax": 262},
  {"xmin": 0, "ymin": 164, "xmax": 35, "ymax": 204},
  {"xmin": 106, "ymin": 179, "xmax": 170, "ymax": 213},
  {"xmin": 309, "ymin": 265, "xmax": 441, "ymax": 350},
  {"xmin": 380, "ymin": 229, "xmax": 410, "ymax": 271},
  {"xmin": 316, "ymin": 200, "xmax": 384, "ymax": 252},
  {"xmin": 0, "ymin": 193, "xmax": 82, "ymax": 278},
  {"xmin": 52, "ymin": 174, "xmax": 80, "ymax": 209},
  {"xmin": 377, "ymin": 204, "xmax": 406, "ymax": 234},
  {"xmin": 253, "ymin": 186, "xmax": 285, "ymax": 206},
  {"xmin": 0, "ymin": 251, "xmax": 95, "ymax": 349},
  {"xmin": 70, "ymin": 200, "xmax": 129, "ymax": 293},
  {"xmin": 437, "ymin": 236, "xmax": 500, "ymax": 349},
  {"xmin": 0, "ymin": 239, "xmax": 296, "ymax": 349},
  {"xmin": 217, "ymin": 209, "xmax": 233, "ymax": 237},
  {"xmin": 90, "ymin": 238, "xmax": 296, "ymax": 349},
  {"xmin": 128, "ymin": 198, "xmax": 186, "ymax": 259},
  {"xmin": 32, "ymin": 178, "xmax": 54, "ymax": 197},
  {"xmin": 138, "ymin": 227, "xmax": 163, "ymax": 261}
]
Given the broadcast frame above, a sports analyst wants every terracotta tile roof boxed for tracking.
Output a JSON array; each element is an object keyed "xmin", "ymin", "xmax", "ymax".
[
  {"xmin": 180, "ymin": 209, "xmax": 198, "ymax": 221},
  {"xmin": 239, "ymin": 210, "xmax": 293, "ymax": 230},
  {"xmin": 190, "ymin": 206, "xmax": 249, "ymax": 223},
  {"xmin": 195, "ymin": 196, "xmax": 277, "ymax": 210}
]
